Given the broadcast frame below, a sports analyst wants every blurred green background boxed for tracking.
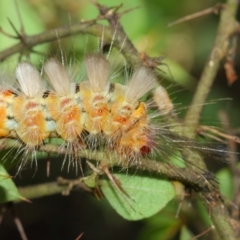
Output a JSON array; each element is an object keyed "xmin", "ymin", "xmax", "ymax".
[{"xmin": 0, "ymin": 0, "xmax": 239, "ymax": 240}]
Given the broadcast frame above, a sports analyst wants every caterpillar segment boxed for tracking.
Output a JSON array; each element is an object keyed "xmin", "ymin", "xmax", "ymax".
[
  {"xmin": 44, "ymin": 59, "xmax": 84, "ymax": 142},
  {"xmin": 7, "ymin": 62, "xmax": 55, "ymax": 174},
  {"xmin": 0, "ymin": 89, "xmax": 17, "ymax": 137},
  {"xmin": 106, "ymin": 66, "xmax": 158, "ymax": 160},
  {"xmin": 13, "ymin": 62, "xmax": 54, "ymax": 147},
  {"xmin": 44, "ymin": 59, "xmax": 85, "ymax": 171},
  {"xmin": 81, "ymin": 53, "xmax": 111, "ymax": 137},
  {"xmin": 102, "ymin": 82, "xmax": 127, "ymax": 136}
]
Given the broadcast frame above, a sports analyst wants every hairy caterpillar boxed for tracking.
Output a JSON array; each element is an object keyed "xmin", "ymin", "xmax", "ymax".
[
  {"xmin": 0, "ymin": 3, "xmax": 227, "ymax": 181},
  {"xmin": 0, "ymin": 51, "xmax": 173, "ymax": 173}
]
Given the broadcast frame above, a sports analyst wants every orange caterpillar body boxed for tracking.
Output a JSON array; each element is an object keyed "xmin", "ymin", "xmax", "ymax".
[
  {"xmin": 44, "ymin": 59, "xmax": 84, "ymax": 143},
  {"xmin": 0, "ymin": 53, "xmax": 172, "ymax": 170},
  {"xmin": 0, "ymin": 89, "xmax": 16, "ymax": 137},
  {"xmin": 81, "ymin": 54, "xmax": 111, "ymax": 136},
  {"xmin": 13, "ymin": 63, "xmax": 54, "ymax": 147},
  {"xmin": 109, "ymin": 67, "xmax": 156, "ymax": 157}
]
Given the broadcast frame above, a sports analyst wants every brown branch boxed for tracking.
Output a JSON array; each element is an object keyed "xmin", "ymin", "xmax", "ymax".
[
  {"xmin": 8, "ymin": 202, "xmax": 28, "ymax": 240},
  {"xmin": 17, "ymin": 182, "xmax": 70, "ymax": 201},
  {"xmin": 168, "ymin": 3, "xmax": 225, "ymax": 27},
  {"xmin": 199, "ymin": 125, "xmax": 240, "ymax": 144},
  {"xmin": 0, "ymin": 22, "xmax": 109, "ymax": 62},
  {"xmin": 184, "ymin": 1, "xmax": 239, "ymax": 138},
  {"xmin": 0, "ymin": 3, "xmax": 164, "ymax": 72},
  {"xmin": 181, "ymin": 1, "xmax": 239, "ymax": 239},
  {"xmin": 0, "ymin": 138, "xmax": 219, "ymax": 201},
  {"xmin": 218, "ymin": 111, "xmax": 240, "ymax": 220}
]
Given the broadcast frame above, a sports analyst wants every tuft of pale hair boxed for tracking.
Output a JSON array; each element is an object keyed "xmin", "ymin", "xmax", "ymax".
[
  {"xmin": 44, "ymin": 59, "xmax": 70, "ymax": 96},
  {"xmin": 125, "ymin": 66, "xmax": 156, "ymax": 104},
  {"xmin": 153, "ymin": 85, "xmax": 173, "ymax": 114},
  {"xmin": 0, "ymin": 72, "xmax": 14, "ymax": 91},
  {"xmin": 84, "ymin": 54, "xmax": 110, "ymax": 92},
  {"xmin": 15, "ymin": 62, "xmax": 43, "ymax": 98}
]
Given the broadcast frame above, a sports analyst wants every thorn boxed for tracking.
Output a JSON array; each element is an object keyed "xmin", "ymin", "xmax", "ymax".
[
  {"xmin": 7, "ymin": 18, "xmax": 22, "ymax": 39},
  {"xmin": 46, "ymin": 159, "xmax": 50, "ymax": 177},
  {"xmin": 18, "ymin": 196, "xmax": 32, "ymax": 204},
  {"xmin": 0, "ymin": 205, "xmax": 7, "ymax": 224},
  {"xmin": 168, "ymin": 3, "xmax": 225, "ymax": 27},
  {"xmin": 75, "ymin": 232, "xmax": 84, "ymax": 240},
  {"xmin": 190, "ymin": 225, "xmax": 214, "ymax": 240},
  {"xmin": 8, "ymin": 202, "xmax": 28, "ymax": 240},
  {"xmin": 0, "ymin": 26, "xmax": 19, "ymax": 39},
  {"xmin": 0, "ymin": 173, "xmax": 13, "ymax": 179},
  {"xmin": 100, "ymin": 165, "xmax": 136, "ymax": 211},
  {"xmin": 101, "ymin": 165, "xmax": 131, "ymax": 199},
  {"xmin": 14, "ymin": 0, "xmax": 25, "ymax": 36}
]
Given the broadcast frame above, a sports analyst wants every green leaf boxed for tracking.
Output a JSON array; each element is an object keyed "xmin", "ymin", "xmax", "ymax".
[
  {"xmin": 81, "ymin": 173, "xmax": 98, "ymax": 188},
  {"xmin": 0, "ymin": 164, "xmax": 23, "ymax": 203},
  {"xmin": 216, "ymin": 168, "xmax": 233, "ymax": 199},
  {"xmin": 101, "ymin": 173, "xmax": 176, "ymax": 221},
  {"xmin": 180, "ymin": 226, "xmax": 193, "ymax": 240},
  {"xmin": 138, "ymin": 206, "xmax": 181, "ymax": 240}
]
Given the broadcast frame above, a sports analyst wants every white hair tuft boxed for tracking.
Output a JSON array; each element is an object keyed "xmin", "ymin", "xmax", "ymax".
[
  {"xmin": 84, "ymin": 54, "xmax": 110, "ymax": 92},
  {"xmin": 16, "ymin": 62, "xmax": 43, "ymax": 98},
  {"xmin": 125, "ymin": 66, "xmax": 156, "ymax": 104},
  {"xmin": 44, "ymin": 59, "xmax": 70, "ymax": 96}
]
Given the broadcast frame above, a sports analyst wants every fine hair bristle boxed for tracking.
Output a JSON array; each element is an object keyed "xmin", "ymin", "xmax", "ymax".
[
  {"xmin": 84, "ymin": 53, "xmax": 110, "ymax": 92},
  {"xmin": 0, "ymin": 69, "xmax": 13, "ymax": 90},
  {"xmin": 15, "ymin": 62, "xmax": 43, "ymax": 98},
  {"xmin": 125, "ymin": 66, "xmax": 156, "ymax": 104},
  {"xmin": 153, "ymin": 85, "xmax": 173, "ymax": 114},
  {"xmin": 44, "ymin": 58, "xmax": 70, "ymax": 96}
]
